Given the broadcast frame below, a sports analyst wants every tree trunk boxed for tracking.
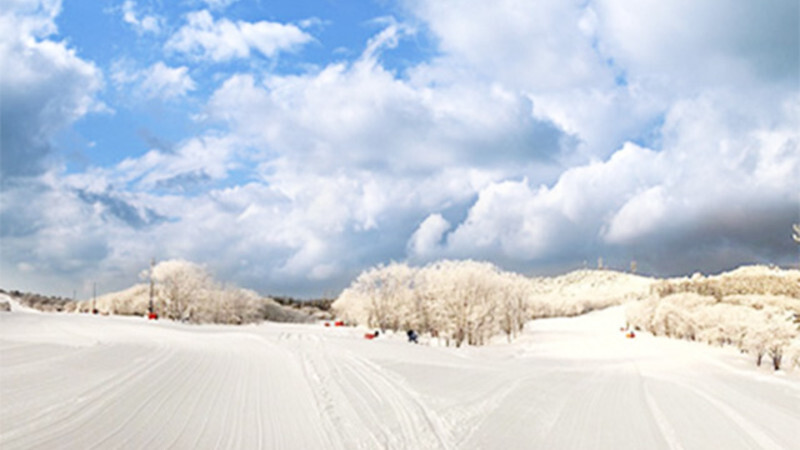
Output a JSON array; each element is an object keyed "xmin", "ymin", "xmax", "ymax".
[{"xmin": 772, "ymin": 354, "xmax": 782, "ymax": 371}]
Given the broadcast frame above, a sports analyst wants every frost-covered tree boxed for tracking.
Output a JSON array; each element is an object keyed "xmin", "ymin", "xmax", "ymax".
[
  {"xmin": 204, "ymin": 287, "xmax": 262, "ymax": 325},
  {"xmin": 627, "ymin": 270, "xmax": 800, "ymax": 371},
  {"xmin": 335, "ymin": 259, "xmax": 657, "ymax": 346},
  {"xmin": 333, "ymin": 262, "xmax": 416, "ymax": 330},
  {"xmin": 764, "ymin": 316, "xmax": 796, "ymax": 370},
  {"xmin": 786, "ymin": 339, "xmax": 800, "ymax": 371},
  {"xmin": 151, "ymin": 260, "xmax": 213, "ymax": 321},
  {"xmin": 76, "ymin": 259, "xmax": 280, "ymax": 325},
  {"xmin": 498, "ymin": 272, "xmax": 530, "ymax": 341},
  {"xmin": 334, "ymin": 259, "xmax": 536, "ymax": 346}
]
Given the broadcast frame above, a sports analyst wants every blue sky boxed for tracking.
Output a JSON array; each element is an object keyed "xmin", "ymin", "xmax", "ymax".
[{"xmin": 1, "ymin": 0, "xmax": 798, "ymax": 298}]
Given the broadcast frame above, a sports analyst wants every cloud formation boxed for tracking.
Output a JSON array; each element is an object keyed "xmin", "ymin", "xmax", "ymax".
[
  {"xmin": 121, "ymin": 0, "xmax": 162, "ymax": 35},
  {"xmin": 112, "ymin": 61, "xmax": 196, "ymax": 100},
  {"xmin": 165, "ymin": 10, "xmax": 312, "ymax": 62},
  {"xmin": 0, "ymin": 0, "xmax": 103, "ymax": 178},
  {"xmin": 1, "ymin": 0, "xmax": 797, "ymax": 298}
]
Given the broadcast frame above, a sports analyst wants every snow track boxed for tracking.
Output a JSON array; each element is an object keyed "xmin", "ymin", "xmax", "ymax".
[{"xmin": 2, "ymin": 307, "xmax": 798, "ymax": 449}]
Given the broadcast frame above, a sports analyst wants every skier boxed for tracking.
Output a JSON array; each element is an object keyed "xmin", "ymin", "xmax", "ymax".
[{"xmin": 407, "ymin": 329, "xmax": 418, "ymax": 343}]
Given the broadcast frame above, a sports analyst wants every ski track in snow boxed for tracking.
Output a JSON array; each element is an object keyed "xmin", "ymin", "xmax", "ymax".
[{"xmin": 1, "ymin": 305, "xmax": 799, "ymax": 449}]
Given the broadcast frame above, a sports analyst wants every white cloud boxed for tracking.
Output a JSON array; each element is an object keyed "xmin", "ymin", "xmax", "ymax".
[
  {"xmin": 112, "ymin": 60, "xmax": 196, "ymax": 100},
  {"xmin": 113, "ymin": 134, "xmax": 236, "ymax": 190},
  {"xmin": 603, "ymin": 186, "xmax": 668, "ymax": 244},
  {"xmin": 140, "ymin": 63, "xmax": 195, "ymax": 98},
  {"xmin": 0, "ymin": 0, "xmax": 103, "ymax": 177},
  {"xmin": 201, "ymin": 0, "xmax": 238, "ymax": 10},
  {"xmin": 408, "ymin": 214, "xmax": 451, "ymax": 259},
  {"xmin": 165, "ymin": 10, "xmax": 312, "ymax": 62},
  {"xmin": 405, "ymin": 0, "xmax": 799, "ymax": 163},
  {"xmin": 206, "ymin": 58, "xmax": 567, "ymax": 176},
  {"xmin": 408, "ymin": 0, "xmax": 610, "ymax": 91},
  {"xmin": 592, "ymin": 0, "xmax": 799, "ymax": 88},
  {"xmin": 404, "ymin": 0, "xmax": 651, "ymax": 163},
  {"xmin": 437, "ymin": 91, "xmax": 800, "ymax": 272},
  {"xmin": 121, "ymin": 0, "xmax": 162, "ymax": 35}
]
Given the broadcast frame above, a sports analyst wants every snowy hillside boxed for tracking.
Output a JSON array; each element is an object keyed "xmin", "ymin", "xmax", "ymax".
[
  {"xmin": 2, "ymin": 299, "xmax": 799, "ymax": 449},
  {"xmin": 527, "ymin": 268, "xmax": 653, "ymax": 317}
]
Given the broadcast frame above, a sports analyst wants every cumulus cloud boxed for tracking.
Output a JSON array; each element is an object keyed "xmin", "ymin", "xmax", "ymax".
[
  {"xmin": 391, "ymin": 0, "xmax": 799, "ymax": 272},
  {"xmin": 0, "ymin": 175, "xmax": 123, "ymax": 293},
  {"xmin": 121, "ymin": 0, "xmax": 162, "ymax": 35},
  {"xmin": 437, "ymin": 92, "xmax": 800, "ymax": 274},
  {"xmin": 112, "ymin": 60, "xmax": 196, "ymax": 100},
  {"xmin": 0, "ymin": 0, "xmax": 103, "ymax": 178},
  {"xmin": 592, "ymin": 0, "xmax": 799, "ymax": 87},
  {"xmin": 407, "ymin": 0, "xmax": 609, "ymax": 91},
  {"xmin": 206, "ymin": 53, "xmax": 569, "ymax": 176},
  {"xmin": 109, "ymin": 134, "xmax": 238, "ymax": 191},
  {"xmin": 408, "ymin": 214, "xmax": 451, "ymax": 259},
  {"xmin": 404, "ymin": 0, "xmax": 654, "ymax": 162},
  {"xmin": 405, "ymin": 0, "xmax": 799, "ymax": 162},
  {"xmin": 165, "ymin": 10, "xmax": 313, "ymax": 62},
  {"xmin": 201, "ymin": 0, "xmax": 239, "ymax": 10}
]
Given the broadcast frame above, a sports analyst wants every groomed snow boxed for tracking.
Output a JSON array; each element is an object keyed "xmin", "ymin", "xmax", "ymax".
[{"xmin": 1, "ymin": 299, "xmax": 798, "ymax": 449}]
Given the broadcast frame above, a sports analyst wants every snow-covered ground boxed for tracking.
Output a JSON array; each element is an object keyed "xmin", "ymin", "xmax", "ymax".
[{"xmin": 2, "ymin": 298, "xmax": 799, "ymax": 449}]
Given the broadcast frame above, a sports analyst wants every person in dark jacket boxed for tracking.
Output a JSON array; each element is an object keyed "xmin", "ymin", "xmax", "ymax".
[{"xmin": 407, "ymin": 329, "xmax": 418, "ymax": 343}]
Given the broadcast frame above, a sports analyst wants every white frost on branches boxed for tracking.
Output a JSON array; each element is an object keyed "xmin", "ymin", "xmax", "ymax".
[
  {"xmin": 626, "ymin": 266, "xmax": 800, "ymax": 371},
  {"xmin": 333, "ymin": 260, "xmax": 652, "ymax": 347},
  {"xmin": 80, "ymin": 259, "xmax": 263, "ymax": 324},
  {"xmin": 334, "ymin": 260, "xmax": 528, "ymax": 346}
]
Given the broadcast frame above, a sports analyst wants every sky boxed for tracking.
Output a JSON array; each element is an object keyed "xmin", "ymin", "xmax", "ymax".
[{"xmin": 1, "ymin": 0, "xmax": 798, "ymax": 299}]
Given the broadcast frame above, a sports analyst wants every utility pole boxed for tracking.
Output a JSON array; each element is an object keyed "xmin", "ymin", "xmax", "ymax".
[{"xmin": 149, "ymin": 257, "xmax": 155, "ymax": 315}]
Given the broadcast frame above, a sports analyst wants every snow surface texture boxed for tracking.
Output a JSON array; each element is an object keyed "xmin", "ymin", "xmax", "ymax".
[{"xmin": 2, "ymin": 294, "xmax": 799, "ymax": 449}]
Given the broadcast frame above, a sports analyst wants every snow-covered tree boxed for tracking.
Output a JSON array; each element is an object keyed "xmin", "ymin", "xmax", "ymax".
[
  {"xmin": 334, "ymin": 260, "xmax": 521, "ymax": 346},
  {"xmin": 151, "ymin": 260, "xmax": 213, "ymax": 321},
  {"xmin": 497, "ymin": 272, "xmax": 530, "ymax": 341},
  {"xmin": 335, "ymin": 259, "xmax": 656, "ymax": 346},
  {"xmin": 764, "ymin": 315, "xmax": 796, "ymax": 370},
  {"xmin": 626, "ymin": 268, "xmax": 800, "ymax": 370}
]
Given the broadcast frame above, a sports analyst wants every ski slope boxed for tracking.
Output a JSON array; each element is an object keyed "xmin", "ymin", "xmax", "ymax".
[{"xmin": 2, "ymin": 300, "xmax": 799, "ymax": 449}]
